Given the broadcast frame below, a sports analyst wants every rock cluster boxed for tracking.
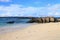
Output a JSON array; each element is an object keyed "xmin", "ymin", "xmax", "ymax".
[{"xmin": 27, "ymin": 17, "xmax": 56, "ymax": 23}]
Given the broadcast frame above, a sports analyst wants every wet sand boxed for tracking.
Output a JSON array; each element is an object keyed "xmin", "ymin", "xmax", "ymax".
[{"xmin": 0, "ymin": 22, "xmax": 60, "ymax": 40}]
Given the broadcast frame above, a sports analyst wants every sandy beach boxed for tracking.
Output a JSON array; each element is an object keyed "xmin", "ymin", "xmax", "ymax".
[{"xmin": 0, "ymin": 22, "xmax": 60, "ymax": 40}]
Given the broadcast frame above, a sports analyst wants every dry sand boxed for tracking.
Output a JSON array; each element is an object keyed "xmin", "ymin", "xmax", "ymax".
[{"xmin": 0, "ymin": 22, "xmax": 60, "ymax": 40}]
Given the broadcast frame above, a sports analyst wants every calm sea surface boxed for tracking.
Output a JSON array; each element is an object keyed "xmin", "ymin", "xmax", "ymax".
[
  {"xmin": 0, "ymin": 17, "xmax": 59, "ymax": 27},
  {"xmin": 0, "ymin": 17, "xmax": 31, "ymax": 27},
  {"xmin": 0, "ymin": 17, "xmax": 36, "ymax": 34},
  {"xmin": 0, "ymin": 17, "xmax": 59, "ymax": 34}
]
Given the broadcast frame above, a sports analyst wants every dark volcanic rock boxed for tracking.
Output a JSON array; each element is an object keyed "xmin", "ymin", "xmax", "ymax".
[{"xmin": 7, "ymin": 21, "xmax": 15, "ymax": 24}]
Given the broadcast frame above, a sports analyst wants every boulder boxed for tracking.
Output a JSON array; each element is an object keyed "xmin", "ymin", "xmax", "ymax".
[
  {"xmin": 41, "ymin": 17, "xmax": 46, "ymax": 23},
  {"xmin": 45, "ymin": 17, "xmax": 50, "ymax": 23},
  {"xmin": 36, "ymin": 18, "xmax": 43, "ymax": 23},
  {"xmin": 27, "ymin": 18, "xmax": 43, "ymax": 23},
  {"xmin": 56, "ymin": 19, "xmax": 60, "ymax": 22},
  {"xmin": 27, "ymin": 18, "xmax": 36, "ymax": 23},
  {"xmin": 27, "ymin": 17, "xmax": 55, "ymax": 23},
  {"xmin": 49, "ymin": 17, "xmax": 55, "ymax": 22}
]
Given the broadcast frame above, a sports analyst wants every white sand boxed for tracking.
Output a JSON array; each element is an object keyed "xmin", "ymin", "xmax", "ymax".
[{"xmin": 0, "ymin": 22, "xmax": 60, "ymax": 40}]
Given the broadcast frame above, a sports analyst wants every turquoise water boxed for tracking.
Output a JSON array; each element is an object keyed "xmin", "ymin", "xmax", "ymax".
[
  {"xmin": 0, "ymin": 17, "xmax": 59, "ymax": 27},
  {"xmin": 0, "ymin": 17, "xmax": 30, "ymax": 23},
  {"xmin": 0, "ymin": 23, "xmax": 34, "ymax": 28},
  {"xmin": 0, "ymin": 23, "xmax": 7, "ymax": 27},
  {"xmin": 0, "ymin": 17, "xmax": 35, "ymax": 34},
  {"xmin": 0, "ymin": 17, "xmax": 31, "ymax": 27},
  {"xmin": 0, "ymin": 17, "xmax": 59, "ymax": 23},
  {"xmin": 0, "ymin": 23, "xmax": 35, "ymax": 34}
]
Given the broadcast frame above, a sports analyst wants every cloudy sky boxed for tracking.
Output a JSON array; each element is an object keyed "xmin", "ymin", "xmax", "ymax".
[{"xmin": 0, "ymin": 0, "xmax": 60, "ymax": 17}]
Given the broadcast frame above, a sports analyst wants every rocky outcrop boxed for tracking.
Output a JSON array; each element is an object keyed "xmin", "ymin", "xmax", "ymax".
[
  {"xmin": 27, "ymin": 17, "xmax": 56, "ymax": 23},
  {"xmin": 45, "ymin": 17, "xmax": 50, "ymax": 23},
  {"xmin": 36, "ymin": 18, "xmax": 43, "ymax": 23},
  {"xmin": 56, "ymin": 19, "xmax": 60, "ymax": 22},
  {"xmin": 27, "ymin": 18, "xmax": 43, "ymax": 23},
  {"xmin": 41, "ymin": 17, "xmax": 46, "ymax": 23},
  {"xmin": 49, "ymin": 17, "xmax": 55, "ymax": 22}
]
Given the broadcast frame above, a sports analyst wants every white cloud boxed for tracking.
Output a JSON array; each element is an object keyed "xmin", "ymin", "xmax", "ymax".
[
  {"xmin": 0, "ymin": 0, "xmax": 11, "ymax": 2},
  {"xmin": 0, "ymin": 4, "xmax": 60, "ymax": 17}
]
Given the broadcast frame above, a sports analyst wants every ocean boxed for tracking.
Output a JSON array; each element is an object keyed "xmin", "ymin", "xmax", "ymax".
[
  {"xmin": 0, "ymin": 17, "xmax": 34, "ymax": 34},
  {"xmin": 0, "ymin": 17, "xmax": 59, "ymax": 34},
  {"xmin": 0, "ymin": 17, "xmax": 59, "ymax": 26},
  {"xmin": 0, "ymin": 17, "xmax": 31, "ymax": 23},
  {"xmin": 0, "ymin": 17, "xmax": 31, "ymax": 27}
]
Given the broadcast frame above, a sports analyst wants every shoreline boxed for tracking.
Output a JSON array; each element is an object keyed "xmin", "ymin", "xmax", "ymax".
[
  {"xmin": 0, "ymin": 22, "xmax": 60, "ymax": 40},
  {"xmin": 0, "ymin": 23, "xmax": 37, "ymax": 34}
]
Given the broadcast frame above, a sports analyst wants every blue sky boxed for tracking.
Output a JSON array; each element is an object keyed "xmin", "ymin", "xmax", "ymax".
[
  {"xmin": 0, "ymin": 0, "xmax": 60, "ymax": 17},
  {"xmin": 0, "ymin": 0, "xmax": 60, "ymax": 7}
]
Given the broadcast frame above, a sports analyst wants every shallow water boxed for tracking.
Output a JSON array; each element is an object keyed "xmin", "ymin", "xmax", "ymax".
[
  {"xmin": 0, "ymin": 17, "xmax": 35, "ymax": 34},
  {"xmin": 0, "ymin": 23, "xmax": 36, "ymax": 34}
]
